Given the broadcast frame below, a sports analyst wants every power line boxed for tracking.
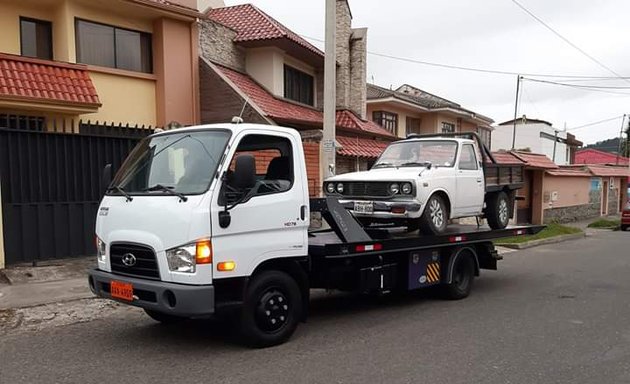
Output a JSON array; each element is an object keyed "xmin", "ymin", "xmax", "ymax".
[
  {"xmin": 509, "ymin": 0, "xmax": 630, "ymax": 85},
  {"xmin": 300, "ymin": 34, "xmax": 630, "ymax": 79},
  {"xmin": 522, "ymin": 77, "xmax": 630, "ymax": 96},
  {"xmin": 567, "ymin": 115, "xmax": 625, "ymax": 131}
]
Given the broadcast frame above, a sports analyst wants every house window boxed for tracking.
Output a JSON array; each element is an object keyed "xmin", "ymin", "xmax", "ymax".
[
  {"xmin": 441, "ymin": 122, "xmax": 455, "ymax": 133},
  {"xmin": 373, "ymin": 111, "xmax": 398, "ymax": 134},
  {"xmin": 75, "ymin": 19, "xmax": 152, "ymax": 73},
  {"xmin": 406, "ymin": 117, "xmax": 422, "ymax": 136},
  {"xmin": 284, "ymin": 65, "xmax": 314, "ymax": 106},
  {"xmin": 20, "ymin": 17, "xmax": 52, "ymax": 60}
]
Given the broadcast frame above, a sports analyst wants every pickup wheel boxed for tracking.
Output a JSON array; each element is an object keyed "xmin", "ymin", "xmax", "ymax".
[
  {"xmin": 441, "ymin": 250, "xmax": 475, "ymax": 300},
  {"xmin": 239, "ymin": 270, "xmax": 302, "ymax": 348},
  {"xmin": 144, "ymin": 309, "xmax": 187, "ymax": 324},
  {"xmin": 418, "ymin": 194, "xmax": 448, "ymax": 235},
  {"xmin": 622, "ymin": 225, "xmax": 629, "ymax": 231},
  {"xmin": 486, "ymin": 191, "xmax": 510, "ymax": 230}
]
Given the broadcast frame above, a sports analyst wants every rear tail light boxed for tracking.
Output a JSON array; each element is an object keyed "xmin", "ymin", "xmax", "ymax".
[{"xmin": 355, "ymin": 243, "xmax": 383, "ymax": 252}]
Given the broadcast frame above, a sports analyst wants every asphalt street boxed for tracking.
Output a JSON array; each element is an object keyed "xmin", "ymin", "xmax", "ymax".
[{"xmin": 1, "ymin": 231, "xmax": 629, "ymax": 384}]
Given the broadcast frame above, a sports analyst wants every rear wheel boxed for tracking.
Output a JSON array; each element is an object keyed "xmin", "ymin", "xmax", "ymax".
[
  {"xmin": 144, "ymin": 309, "xmax": 187, "ymax": 324},
  {"xmin": 239, "ymin": 270, "xmax": 302, "ymax": 348},
  {"xmin": 622, "ymin": 224, "xmax": 629, "ymax": 231},
  {"xmin": 441, "ymin": 250, "xmax": 475, "ymax": 300},
  {"xmin": 419, "ymin": 194, "xmax": 448, "ymax": 235},
  {"xmin": 486, "ymin": 191, "xmax": 510, "ymax": 230}
]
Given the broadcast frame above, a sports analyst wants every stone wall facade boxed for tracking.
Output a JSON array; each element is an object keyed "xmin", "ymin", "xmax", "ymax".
[
  {"xmin": 349, "ymin": 28, "xmax": 367, "ymax": 119},
  {"xmin": 198, "ymin": 19, "xmax": 246, "ymax": 71},
  {"xmin": 543, "ymin": 190, "xmax": 601, "ymax": 224},
  {"xmin": 335, "ymin": 0, "xmax": 352, "ymax": 111},
  {"xmin": 608, "ymin": 188, "xmax": 619, "ymax": 215}
]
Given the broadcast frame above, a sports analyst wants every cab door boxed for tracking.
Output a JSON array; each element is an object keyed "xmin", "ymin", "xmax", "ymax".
[
  {"xmin": 210, "ymin": 130, "xmax": 309, "ymax": 279},
  {"xmin": 455, "ymin": 143, "xmax": 485, "ymax": 215}
]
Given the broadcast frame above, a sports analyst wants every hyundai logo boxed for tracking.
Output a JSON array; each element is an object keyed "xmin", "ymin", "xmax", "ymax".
[{"xmin": 121, "ymin": 253, "xmax": 137, "ymax": 267}]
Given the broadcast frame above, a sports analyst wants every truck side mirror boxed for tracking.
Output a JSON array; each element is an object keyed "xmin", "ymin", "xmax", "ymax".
[
  {"xmin": 101, "ymin": 164, "xmax": 112, "ymax": 195},
  {"xmin": 233, "ymin": 154, "xmax": 256, "ymax": 189}
]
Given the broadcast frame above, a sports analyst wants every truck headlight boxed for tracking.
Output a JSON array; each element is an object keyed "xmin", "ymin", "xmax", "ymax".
[
  {"xmin": 326, "ymin": 183, "xmax": 335, "ymax": 194},
  {"xmin": 390, "ymin": 183, "xmax": 400, "ymax": 195},
  {"xmin": 401, "ymin": 183, "xmax": 413, "ymax": 195},
  {"xmin": 166, "ymin": 240, "xmax": 212, "ymax": 274},
  {"xmin": 336, "ymin": 183, "xmax": 344, "ymax": 193},
  {"xmin": 96, "ymin": 236, "xmax": 106, "ymax": 262}
]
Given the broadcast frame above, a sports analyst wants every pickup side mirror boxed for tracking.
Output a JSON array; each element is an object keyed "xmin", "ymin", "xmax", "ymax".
[
  {"xmin": 101, "ymin": 164, "xmax": 112, "ymax": 195},
  {"xmin": 233, "ymin": 154, "xmax": 256, "ymax": 189}
]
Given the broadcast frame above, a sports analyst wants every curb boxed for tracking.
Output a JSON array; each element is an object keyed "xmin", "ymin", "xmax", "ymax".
[{"xmin": 496, "ymin": 232, "xmax": 586, "ymax": 250}]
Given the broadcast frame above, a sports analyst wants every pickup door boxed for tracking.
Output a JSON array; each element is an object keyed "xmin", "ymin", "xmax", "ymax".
[{"xmin": 454, "ymin": 143, "xmax": 485, "ymax": 216}]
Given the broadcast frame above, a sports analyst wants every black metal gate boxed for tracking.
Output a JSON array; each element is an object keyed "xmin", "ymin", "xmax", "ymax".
[{"xmin": 0, "ymin": 119, "xmax": 152, "ymax": 265}]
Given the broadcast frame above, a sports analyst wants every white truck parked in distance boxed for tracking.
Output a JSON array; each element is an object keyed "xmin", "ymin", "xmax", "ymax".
[
  {"xmin": 89, "ymin": 123, "xmax": 541, "ymax": 347},
  {"xmin": 324, "ymin": 133, "xmax": 524, "ymax": 235}
]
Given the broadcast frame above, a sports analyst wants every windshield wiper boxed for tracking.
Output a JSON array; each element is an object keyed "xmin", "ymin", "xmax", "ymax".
[
  {"xmin": 400, "ymin": 161, "xmax": 431, "ymax": 168},
  {"xmin": 143, "ymin": 184, "xmax": 188, "ymax": 202},
  {"xmin": 372, "ymin": 162, "xmax": 395, "ymax": 168},
  {"xmin": 106, "ymin": 186, "xmax": 133, "ymax": 202}
]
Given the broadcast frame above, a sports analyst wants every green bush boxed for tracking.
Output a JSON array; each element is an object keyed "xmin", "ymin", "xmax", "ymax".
[
  {"xmin": 495, "ymin": 223, "xmax": 583, "ymax": 245},
  {"xmin": 587, "ymin": 219, "xmax": 620, "ymax": 229}
]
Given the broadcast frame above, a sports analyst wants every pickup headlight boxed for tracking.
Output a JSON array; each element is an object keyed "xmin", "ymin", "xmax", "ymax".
[
  {"xmin": 326, "ymin": 183, "xmax": 335, "ymax": 194},
  {"xmin": 166, "ymin": 240, "xmax": 212, "ymax": 274},
  {"xmin": 390, "ymin": 183, "xmax": 400, "ymax": 195},
  {"xmin": 336, "ymin": 183, "xmax": 344, "ymax": 193},
  {"xmin": 96, "ymin": 236, "xmax": 106, "ymax": 262},
  {"xmin": 401, "ymin": 183, "xmax": 413, "ymax": 195}
]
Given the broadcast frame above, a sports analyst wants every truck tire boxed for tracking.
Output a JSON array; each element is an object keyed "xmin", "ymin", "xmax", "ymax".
[
  {"xmin": 486, "ymin": 191, "xmax": 510, "ymax": 230},
  {"xmin": 144, "ymin": 309, "xmax": 187, "ymax": 324},
  {"xmin": 441, "ymin": 250, "xmax": 475, "ymax": 300},
  {"xmin": 239, "ymin": 270, "xmax": 302, "ymax": 348},
  {"xmin": 419, "ymin": 194, "xmax": 448, "ymax": 235},
  {"xmin": 622, "ymin": 225, "xmax": 629, "ymax": 231}
]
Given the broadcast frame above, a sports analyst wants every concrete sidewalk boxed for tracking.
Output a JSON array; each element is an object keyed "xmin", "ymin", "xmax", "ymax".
[{"xmin": 0, "ymin": 257, "xmax": 95, "ymax": 310}]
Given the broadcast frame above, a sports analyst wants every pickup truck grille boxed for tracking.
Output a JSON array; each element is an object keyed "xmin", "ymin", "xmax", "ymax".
[
  {"xmin": 110, "ymin": 243, "xmax": 160, "ymax": 280},
  {"xmin": 342, "ymin": 182, "xmax": 391, "ymax": 197}
]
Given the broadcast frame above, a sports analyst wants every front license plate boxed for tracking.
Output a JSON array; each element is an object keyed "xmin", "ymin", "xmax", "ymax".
[
  {"xmin": 354, "ymin": 201, "xmax": 374, "ymax": 214},
  {"xmin": 110, "ymin": 281, "xmax": 134, "ymax": 301}
]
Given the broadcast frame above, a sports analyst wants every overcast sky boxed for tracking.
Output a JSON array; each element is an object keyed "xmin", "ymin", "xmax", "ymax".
[{"xmin": 225, "ymin": 0, "xmax": 630, "ymax": 145}]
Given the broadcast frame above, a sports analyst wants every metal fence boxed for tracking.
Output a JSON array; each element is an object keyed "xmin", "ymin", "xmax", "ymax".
[{"xmin": 0, "ymin": 120, "xmax": 153, "ymax": 265}]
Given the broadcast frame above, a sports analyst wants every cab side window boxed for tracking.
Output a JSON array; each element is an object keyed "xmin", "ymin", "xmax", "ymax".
[
  {"xmin": 459, "ymin": 144, "xmax": 478, "ymax": 170},
  {"xmin": 224, "ymin": 134, "xmax": 294, "ymax": 203}
]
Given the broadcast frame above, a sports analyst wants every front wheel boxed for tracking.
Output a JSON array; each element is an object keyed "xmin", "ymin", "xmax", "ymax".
[
  {"xmin": 419, "ymin": 194, "xmax": 448, "ymax": 235},
  {"xmin": 239, "ymin": 270, "xmax": 303, "ymax": 348},
  {"xmin": 486, "ymin": 191, "xmax": 510, "ymax": 230}
]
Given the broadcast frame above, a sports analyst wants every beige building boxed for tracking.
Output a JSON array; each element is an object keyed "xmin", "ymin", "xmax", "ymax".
[{"xmin": 366, "ymin": 83, "xmax": 494, "ymax": 143}]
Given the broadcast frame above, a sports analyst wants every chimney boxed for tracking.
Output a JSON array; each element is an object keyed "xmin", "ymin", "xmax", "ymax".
[{"xmin": 335, "ymin": 0, "xmax": 368, "ymax": 119}]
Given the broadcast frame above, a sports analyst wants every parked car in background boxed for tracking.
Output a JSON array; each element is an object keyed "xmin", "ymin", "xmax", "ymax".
[
  {"xmin": 324, "ymin": 133, "xmax": 524, "ymax": 235},
  {"xmin": 622, "ymin": 189, "xmax": 630, "ymax": 231}
]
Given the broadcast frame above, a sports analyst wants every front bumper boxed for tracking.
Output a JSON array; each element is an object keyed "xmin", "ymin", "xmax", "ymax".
[
  {"xmin": 339, "ymin": 200, "xmax": 423, "ymax": 219},
  {"xmin": 88, "ymin": 269, "xmax": 214, "ymax": 317}
]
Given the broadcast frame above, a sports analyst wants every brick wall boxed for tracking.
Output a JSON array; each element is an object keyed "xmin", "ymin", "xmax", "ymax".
[
  {"xmin": 349, "ymin": 28, "xmax": 367, "ymax": 119},
  {"xmin": 198, "ymin": 20, "xmax": 246, "ymax": 71},
  {"xmin": 335, "ymin": 0, "xmax": 352, "ymax": 110},
  {"xmin": 303, "ymin": 141, "xmax": 320, "ymax": 197},
  {"xmin": 199, "ymin": 60, "xmax": 268, "ymax": 124}
]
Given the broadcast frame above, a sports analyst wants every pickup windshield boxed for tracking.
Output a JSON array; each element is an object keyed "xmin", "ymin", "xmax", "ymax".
[
  {"xmin": 373, "ymin": 140, "xmax": 458, "ymax": 168},
  {"xmin": 109, "ymin": 130, "xmax": 230, "ymax": 196}
]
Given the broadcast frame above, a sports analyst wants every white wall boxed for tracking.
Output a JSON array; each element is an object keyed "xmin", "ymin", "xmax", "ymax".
[
  {"xmin": 491, "ymin": 123, "xmax": 569, "ymax": 165},
  {"xmin": 198, "ymin": 0, "xmax": 225, "ymax": 12}
]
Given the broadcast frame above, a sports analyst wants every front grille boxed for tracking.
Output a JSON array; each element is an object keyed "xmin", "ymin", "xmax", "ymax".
[
  {"xmin": 110, "ymin": 243, "xmax": 160, "ymax": 280},
  {"xmin": 342, "ymin": 182, "xmax": 391, "ymax": 197}
]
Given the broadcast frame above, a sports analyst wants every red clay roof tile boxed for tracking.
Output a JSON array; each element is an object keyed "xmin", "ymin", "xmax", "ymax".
[
  {"xmin": 575, "ymin": 148, "xmax": 629, "ymax": 166},
  {"xmin": 337, "ymin": 136, "xmax": 389, "ymax": 159},
  {"xmin": 206, "ymin": 4, "xmax": 323, "ymax": 57},
  {"xmin": 546, "ymin": 168, "xmax": 592, "ymax": 177},
  {"xmin": 586, "ymin": 165, "xmax": 629, "ymax": 177},
  {"xmin": 511, "ymin": 151, "xmax": 559, "ymax": 169},
  {"xmin": 0, "ymin": 53, "xmax": 100, "ymax": 108}
]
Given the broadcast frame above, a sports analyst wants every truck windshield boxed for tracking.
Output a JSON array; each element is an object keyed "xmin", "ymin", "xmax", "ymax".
[
  {"xmin": 373, "ymin": 140, "xmax": 458, "ymax": 168},
  {"xmin": 109, "ymin": 130, "xmax": 230, "ymax": 196}
]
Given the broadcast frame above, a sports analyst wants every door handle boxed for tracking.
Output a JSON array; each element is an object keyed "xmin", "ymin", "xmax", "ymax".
[
  {"xmin": 300, "ymin": 205, "xmax": 307, "ymax": 221},
  {"xmin": 477, "ymin": 178, "xmax": 483, "ymax": 183}
]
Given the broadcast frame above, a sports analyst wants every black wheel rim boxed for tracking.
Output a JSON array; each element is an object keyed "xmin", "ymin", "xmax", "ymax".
[
  {"xmin": 453, "ymin": 260, "xmax": 471, "ymax": 290},
  {"xmin": 255, "ymin": 288, "xmax": 290, "ymax": 333}
]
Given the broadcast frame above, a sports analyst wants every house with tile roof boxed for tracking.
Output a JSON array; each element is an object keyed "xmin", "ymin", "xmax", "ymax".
[
  {"xmin": 0, "ymin": 0, "xmax": 218, "ymax": 268},
  {"xmin": 492, "ymin": 116, "xmax": 583, "ymax": 165},
  {"xmin": 575, "ymin": 148, "xmax": 629, "ymax": 166},
  {"xmin": 366, "ymin": 83, "xmax": 495, "ymax": 145},
  {"xmin": 199, "ymin": 1, "xmax": 395, "ymax": 195}
]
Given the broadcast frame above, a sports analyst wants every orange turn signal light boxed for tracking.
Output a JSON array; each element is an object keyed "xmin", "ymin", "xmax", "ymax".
[
  {"xmin": 195, "ymin": 240, "xmax": 212, "ymax": 264},
  {"xmin": 217, "ymin": 261, "xmax": 236, "ymax": 272}
]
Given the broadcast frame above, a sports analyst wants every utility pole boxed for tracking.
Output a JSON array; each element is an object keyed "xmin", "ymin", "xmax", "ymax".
[
  {"xmin": 322, "ymin": 0, "xmax": 337, "ymax": 180},
  {"xmin": 511, "ymin": 75, "xmax": 521, "ymax": 150},
  {"xmin": 617, "ymin": 114, "xmax": 626, "ymax": 165},
  {"xmin": 552, "ymin": 130, "xmax": 558, "ymax": 164}
]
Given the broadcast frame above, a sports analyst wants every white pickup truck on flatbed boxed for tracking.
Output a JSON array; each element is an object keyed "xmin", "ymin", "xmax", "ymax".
[
  {"xmin": 324, "ymin": 133, "xmax": 524, "ymax": 234},
  {"xmin": 88, "ymin": 123, "xmax": 541, "ymax": 347}
]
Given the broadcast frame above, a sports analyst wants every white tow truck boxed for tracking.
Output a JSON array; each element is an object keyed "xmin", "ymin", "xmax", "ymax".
[{"xmin": 89, "ymin": 122, "xmax": 542, "ymax": 347}]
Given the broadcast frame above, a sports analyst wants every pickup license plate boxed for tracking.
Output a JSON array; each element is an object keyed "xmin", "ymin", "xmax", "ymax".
[
  {"xmin": 354, "ymin": 201, "xmax": 374, "ymax": 214},
  {"xmin": 110, "ymin": 281, "xmax": 134, "ymax": 301}
]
